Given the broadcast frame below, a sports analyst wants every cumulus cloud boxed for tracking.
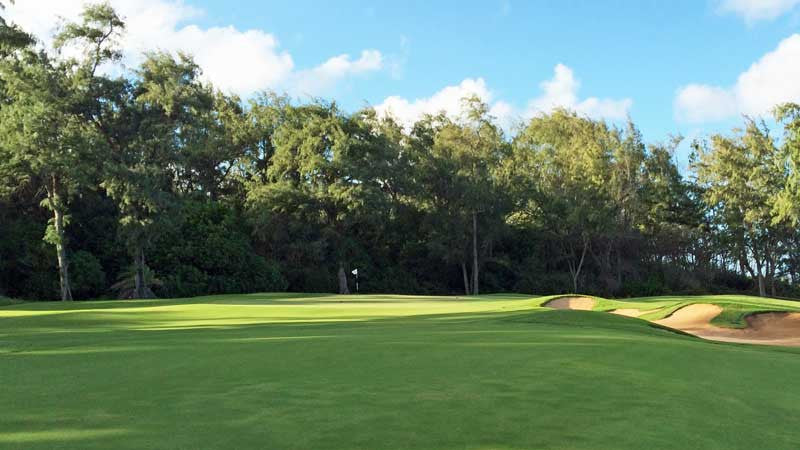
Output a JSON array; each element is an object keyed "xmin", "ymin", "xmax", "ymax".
[
  {"xmin": 718, "ymin": 0, "xmax": 800, "ymax": 23},
  {"xmin": 674, "ymin": 85, "xmax": 737, "ymax": 123},
  {"xmin": 291, "ymin": 50, "xmax": 383, "ymax": 96},
  {"xmin": 374, "ymin": 64, "xmax": 632, "ymax": 131},
  {"xmin": 374, "ymin": 78, "xmax": 494, "ymax": 128},
  {"xmin": 675, "ymin": 34, "xmax": 800, "ymax": 123},
  {"xmin": 5, "ymin": 0, "xmax": 383, "ymax": 96},
  {"xmin": 525, "ymin": 64, "xmax": 632, "ymax": 120}
]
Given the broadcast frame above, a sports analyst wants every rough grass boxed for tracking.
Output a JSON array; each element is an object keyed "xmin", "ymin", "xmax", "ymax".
[{"xmin": 1, "ymin": 293, "xmax": 800, "ymax": 449}]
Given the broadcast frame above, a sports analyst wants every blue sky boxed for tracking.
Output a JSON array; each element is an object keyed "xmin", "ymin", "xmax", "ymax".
[{"xmin": 8, "ymin": 0, "xmax": 800, "ymax": 166}]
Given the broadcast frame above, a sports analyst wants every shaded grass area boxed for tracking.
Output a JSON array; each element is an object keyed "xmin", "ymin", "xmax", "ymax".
[
  {"xmin": 0, "ymin": 297, "xmax": 22, "ymax": 307},
  {"xmin": 2, "ymin": 294, "xmax": 800, "ymax": 449}
]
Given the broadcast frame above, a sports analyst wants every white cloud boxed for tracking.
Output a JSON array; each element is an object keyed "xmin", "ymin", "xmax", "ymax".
[
  {"xmin": 526, "ymin": 64, "xmax": 632, "ymax": 120},
  {"xmin": 5, "ymin": 0, "xmax": 383, "ymax": 96},
  {"xmin": 374, "ymin": 78, "xmax": 495, "ymax": 129},
  {"xmin": 374, "ymin": 64, "xmax": 632, "ymax": 131},
  {"xmin": 291, "ymin": 50, "xmax": 383, "ymax": 96},
  {"xmin": 718, "ymin": 0, "xmax": 800, "ymax": 22},
  {"xmin": 489, "ymin": 100, "xmax": 516, "ymax": 131},
  {"xmin": 675, "ymin": 34, "xmax": 800, "ymax": 123},
  {"xmin": 674, "ymin": 84, "xmax": 737, "ymax": 123},
  {"xmin": 162, "ymin": 25, "xmax": 294, "ymax": 94}
]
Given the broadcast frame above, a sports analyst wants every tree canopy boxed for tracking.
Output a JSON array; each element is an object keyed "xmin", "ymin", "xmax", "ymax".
[{"xmin": 3, "ymin": 3, "xmax": 800, "ymax": 301}]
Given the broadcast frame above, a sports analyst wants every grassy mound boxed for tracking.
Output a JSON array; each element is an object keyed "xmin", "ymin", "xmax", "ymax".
[{"xmin": 1, "ymin": 294, "xmax": 799, "ymax": 449}]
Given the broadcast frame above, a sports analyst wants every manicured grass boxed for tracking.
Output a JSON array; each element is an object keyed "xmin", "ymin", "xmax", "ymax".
[{"xmin": 1, "ymin": 293, "xmax": 800, "ymax": 449}]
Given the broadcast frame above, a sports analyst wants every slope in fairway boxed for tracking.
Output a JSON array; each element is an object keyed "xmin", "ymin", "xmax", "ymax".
[{"xmin": 2, "ymin": 293, "xmax": 800, "ymax": 449}]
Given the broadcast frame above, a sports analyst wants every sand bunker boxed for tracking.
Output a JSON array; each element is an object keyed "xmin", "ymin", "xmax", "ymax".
[
  {"xmin": 653, "ymin": 304, "xmax": 800, "ymax": 347},
  {"xmin": 693, "ymin": 312, "xmax": 800, "ymax": 347},
  {"xmin": 549, "ymin": 298, "xmax": 800, "ymax": 347},
  {"xmin": 545, "ymin": 296, "xmax": 595, "ymax": 311},
  {"xmin": 611, "ymin": 308, "xmax": 645, "ymax": 317},
  {"xmin": 654, "ymin": 304, "xmax": 723, "ymax": 332},
  {"xmin": 611, "ymin": 308, "xmax": 666, "ymax": 318}
]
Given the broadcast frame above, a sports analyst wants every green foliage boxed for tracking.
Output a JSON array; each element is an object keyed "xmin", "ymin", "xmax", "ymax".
[
  {"xmin": 246, "ymin": 101, "xmax": 402, "ymax": 293},
  {"xmin": 510, "ymin": 110, "xmax": 621, "ymax": 291},
  {"xmin": 69, "ymin": 250, "xmax": 106, "ymax": 298},
  {"xmin": 110, "ymin": 263, "xmax": 161, "ymax": 299},
  {"xmin": 693, "ymin": 119, "xmax": 789, "ymax": 296},
  {"xmin": 5, "ymin": 3, "xmax": 800, "ymax": 301},
  {"xmin": 53, "ymin": 2, "xmax": 124, "ymax": 74},
  {"xmin": 101, "ymin": 52, "xmax": 210, "ymax": 250},
  {"xmin": 0, "ymin": 1, "xmax": 32, "ymax": 54},
  {"xmin": 774, "ymin": 102, "xmax": 800, "ymax": 224},
  {"xmin": 0, "ymin": 50, "xmax": 98, "ymax": 199},
  {"xmin": 0, "ymin": 2, "xmax": 123, "ymax": 301},
  {"xmin": 150, "ymin": 201, "xmax": 286, "ymax": 298}
]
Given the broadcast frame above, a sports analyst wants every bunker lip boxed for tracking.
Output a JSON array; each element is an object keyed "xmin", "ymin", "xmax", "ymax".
[
  {"xmin": 652, "ymin": 304, "xmax": 800, "ymax": 347},
  {"xmin": 654, "ymin": 304, "xmax": 723, "ymax": 332},
  {"xmin": 544, "ymin": 296, "xmax": 595, "ymax": 311},
  {"xmin": 611, "ymin": 308, "xmax": 665, "ymax": 318}
]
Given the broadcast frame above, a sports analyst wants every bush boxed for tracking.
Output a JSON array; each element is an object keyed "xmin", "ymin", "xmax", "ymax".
[
  {"xmin": 514, "ymin": 272, "xmax": 572, "ymax": 295},
  {"xmin": 619, "ymin": 275, "xmax": 667, "ymax": 297},
  {"xmin": 711, "ymin": 270, "xmax": 753, "ymax": 293},
  {"xmin": 69, "ymin": 250, "xmax": 106, "ymax": 299},
  {"xmin": 150, "ymin": 201, "xmax": 287, "ymax": 298}
]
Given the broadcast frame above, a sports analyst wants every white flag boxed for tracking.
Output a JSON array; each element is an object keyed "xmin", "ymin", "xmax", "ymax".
[{"xmin": 351, "ymin": 269, "xmax": 358, "ymax": 275}]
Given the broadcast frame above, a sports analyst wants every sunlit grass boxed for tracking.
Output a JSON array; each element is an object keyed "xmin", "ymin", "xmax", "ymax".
[{"xmin": 1, "ymin": 293, "xmax": 799, "ymax": 449}]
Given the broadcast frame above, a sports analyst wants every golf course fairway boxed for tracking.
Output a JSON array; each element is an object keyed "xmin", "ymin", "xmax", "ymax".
[{"xmin": 2, "ymin": 293, "xmax": 799, "ymax": 449}]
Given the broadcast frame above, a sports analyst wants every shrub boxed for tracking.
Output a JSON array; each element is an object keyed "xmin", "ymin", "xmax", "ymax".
[
  {"xmin": 69, "ymin": 250, "xmax": 107, "ymax": 299},
  {"xmin": 150, "ymin": 201, "xmax": 287, "ymax": 298}
]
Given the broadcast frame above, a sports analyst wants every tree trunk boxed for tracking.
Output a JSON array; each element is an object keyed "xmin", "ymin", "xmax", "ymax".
[
  {"xmin": 134, "ymin": 245, "xmax": 146, "ymax": 299},
  {"xmin": 766, "ymin": 249, "xmax": 777, "ymax": 298},
  {"xmin": 461, "ymin": 261, "xmax": 470, "ymax": 296},
  {"xmin": 751, "ymin": 249, "xmax": 766, "ymax": 297},
  {"xmin": 615, "ymin": 244, "xmax": 622, "ymax": 292},
  {"xmin": 471, "ymin": 211, "xmax": 479, "ymax": 296},
  {"xmin": 568, "ymin": 236, "xmax": 588, "ymax": 294},
  {"xmin": 53, "ymin": 207, "xmax": 73, "ymax": 302},
  {"xmin": 337, "ymin": 264, "xmax": 350, "ymax": 294},
  {"xmin": 755, "ymin": 259, "xmax": 765, "ymax": 298}
]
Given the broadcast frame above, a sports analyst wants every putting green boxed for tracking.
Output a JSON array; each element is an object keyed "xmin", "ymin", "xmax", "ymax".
[{"xmin": 1, "ymin": 293, "xmax": 799, "ymax": 449}]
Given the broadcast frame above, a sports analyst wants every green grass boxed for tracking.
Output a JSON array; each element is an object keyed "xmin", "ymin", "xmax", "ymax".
[{"xmin": 1, "ymin": 293, "xmax": 800, "ymax": 449}]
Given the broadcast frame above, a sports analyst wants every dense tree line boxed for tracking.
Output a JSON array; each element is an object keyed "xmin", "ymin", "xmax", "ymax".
[{"xmin": 2, "ymin": 4, "xmax": 800, "ymax": 301}]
